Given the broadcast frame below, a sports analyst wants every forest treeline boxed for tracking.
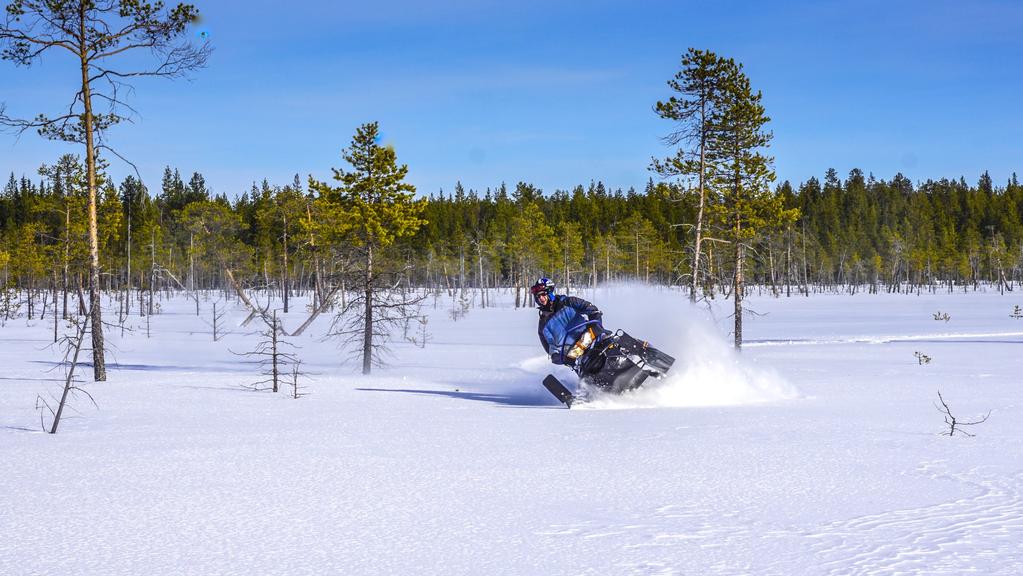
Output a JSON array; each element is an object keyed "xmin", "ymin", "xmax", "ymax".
[{"xmin": 2, "ymin": 158, "xmax": 1021, "ymax": 320}]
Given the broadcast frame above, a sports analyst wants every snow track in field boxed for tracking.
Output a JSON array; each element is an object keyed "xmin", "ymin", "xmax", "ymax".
[
  {"xmin": 530, "ymin": 464, "xmax": 1023, "ymax": 576},
  {"xmin": 799, "ymin": 463, "xmax": 1023, "ymax": 575}
]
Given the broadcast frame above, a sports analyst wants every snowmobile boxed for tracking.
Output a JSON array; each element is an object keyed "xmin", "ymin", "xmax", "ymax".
[{"xmin": 542, "ymin": 319, "xmax": 675, "ymax": 407}]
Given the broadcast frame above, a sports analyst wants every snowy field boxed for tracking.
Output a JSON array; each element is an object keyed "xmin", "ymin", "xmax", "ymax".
[{"xmin": 2, "ymin": 285, "xmax": 1022, "ymax": 575}]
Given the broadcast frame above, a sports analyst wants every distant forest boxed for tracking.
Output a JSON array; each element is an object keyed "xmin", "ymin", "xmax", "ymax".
[{"xmin": 2, "ymin": 158, "xmax": 1021, "ymax": 320}]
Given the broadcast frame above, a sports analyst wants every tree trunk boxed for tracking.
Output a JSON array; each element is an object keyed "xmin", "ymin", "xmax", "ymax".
[
  {"xmin": 340, "ymin": 260, "xmax": 347, "ymax": 309},
  {"xmin": 477, "ymin": 243, "xmax": 486, "ymax": 308},
  {"xmin": 190, "ymin": 233, "xmax": 198, "ymax": 315},
  {"xmin": 768, "ymin": 243, "xmax": 778, "ymax": 297},
  {"xmin": 50, "ymin": 313, "xmax": 90, "ymax": 434},
  {"xmin": 52, "ymin": 274, "xmax": 59, "ymax": 341},
  {"xmin": 801, "ymin": 224, "xmax": 809, "ymax": 297},
  {"xmin": 514, "ymin": 265, "xmax": 521, "ymax": 309},
  {"xmin": 459, "ymin": 244, "xmax": 465, "ymax": 294},
  {"xmin": 290, "ymin": 283, "xmax": 341, "ymax": 337},
  {"xmin": 635, "ymin": 230, "xmax": 640, "ymax": 278},
  {"xmin": 307, "ymin": 203, "xmax": 321, "ymax": 310},
  {"xmin": 79, "ymin": 15, "xmax": 105, "ymax": 381},
  {"xmin": 263, "ymin": 259, "xmax": 271, "ymax": 301},
  {"xmin": 63, "ymin": 203, "xmax": 70, "ymax": 319},
  {"xmin": 126, "ymin": 202, "xmax": 131, "ymax": 315},
  {"xmin": 734, "ymin": 226, "xmax": 744, "ymax": 350},
  {"xmin": 564, "ymin": 249, "xmax": 570, "ymax": 296},
  {"xmin": 785, "ymin": 230, "xmax": 791, "ymax": 297},
  {"xmin": 690, "ymin": 100, "xmax": 708, "ymax": 303},
  {"xmin": 271, "ymin": 310, "xmax": 279, "ymax": 392},
  {"xmin": 149, "ymin": 230, "xmax": 155, "ymax": 315},
  {"xmin": 605, "ymin": 245, "xmax": 611, "ymax": 284},
  {"xmin": 362, "ymin": 244, "xmax": 374, "ymax": 374},
  {"xmin": 282, "ymin": 215, "xmax": 290, "ymax": 314}
]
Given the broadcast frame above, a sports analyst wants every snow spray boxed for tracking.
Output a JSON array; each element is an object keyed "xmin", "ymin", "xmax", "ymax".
[{"xmin": 574, "ymin": 283, "xmax": 798, "ymax": 409}]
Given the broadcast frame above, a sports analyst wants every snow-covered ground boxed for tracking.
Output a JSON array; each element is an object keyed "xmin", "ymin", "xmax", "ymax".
[{"xmin": 2, "ymin": 285, "xmax": 1022, "ymax": 575}]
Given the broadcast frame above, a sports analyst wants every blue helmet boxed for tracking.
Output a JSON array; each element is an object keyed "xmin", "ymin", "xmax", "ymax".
[{"xmin": 530, "ymin": 277, "xmax": 555, "ymax": 307}]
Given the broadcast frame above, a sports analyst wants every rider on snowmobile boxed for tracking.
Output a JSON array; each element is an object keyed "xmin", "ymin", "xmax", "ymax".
[{"xmin": 531, "ymin": 277, "xmax": 605, "ymax": 367}]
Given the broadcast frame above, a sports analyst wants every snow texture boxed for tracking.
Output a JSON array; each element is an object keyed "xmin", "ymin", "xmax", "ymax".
[{"xmin": 2, "ymin": 285, "xmax": 1022, "ymax": 575}]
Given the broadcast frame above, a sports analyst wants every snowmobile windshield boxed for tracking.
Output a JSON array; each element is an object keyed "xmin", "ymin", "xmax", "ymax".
[
  {"xmin": 566, "ymin": 327, "xmax": 597, "ymax": 360},
  {"xmin": 547, "ymin": 317, "xmax": 602, "ymax": 359}
]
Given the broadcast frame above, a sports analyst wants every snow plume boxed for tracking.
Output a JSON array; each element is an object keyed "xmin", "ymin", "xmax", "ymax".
[{"xmin": 575, "ymin": 283, "xmax": 798, "ymax": 409}]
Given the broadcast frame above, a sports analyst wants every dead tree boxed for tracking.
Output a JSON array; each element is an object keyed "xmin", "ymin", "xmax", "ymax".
[
  {"xmin": 236, "ymin": 310, "xmax": 298, "ymax": 393},
  {"xmin": 290, "ymin": 282, "xmax": 342, "ymax": 337},
  {"xmin": 289, "ymin": 360, "xmax": 308, "ymax": 399},
  {"xmin": 200, "ymin": 300, "xmax": 227, "ymax": 341},
  {"xmin": 935, "ymin": 390, "xmax": 990, "ymax": 437},
  {"xmin": 154, "ymin": 264, "xmax": 201, "ymax": 313},
  {"xmin": 36, "ymin": 313, "xmax": 95, "ymax": 434}
]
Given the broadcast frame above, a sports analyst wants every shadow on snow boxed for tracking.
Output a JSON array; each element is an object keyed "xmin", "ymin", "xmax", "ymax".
[
  {"xmin": 30, "ymin": 360, "xmax": 259, "ymax": 372},
  {"xmin": 356, "ymin": 387, "xmax": 563, "ymax": 408}
]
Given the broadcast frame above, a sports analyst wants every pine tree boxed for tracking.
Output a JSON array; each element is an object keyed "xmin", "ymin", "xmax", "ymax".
[
  {"xmin": 652, "ymin": 48, "xmax": 732, "ymax": 301},
  {"xmin": 710, "ymin": 58, "xmax": 798, "ymax": 349},
  {"xmin": 187, "ymin": 172, "xmax": 210, "ymax": 205},
  {"xmin": 309, "ymin": 122, "xmax": 426, "ymax": 374},
  {"xmin": 1, "ymin": 1, "xmax": 210, "ymax": 380}
]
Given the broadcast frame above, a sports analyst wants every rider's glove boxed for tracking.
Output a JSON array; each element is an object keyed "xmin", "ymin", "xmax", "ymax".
[{"xmin": 550, "ymin": 352, "xmax": 564, "ymax": 365}]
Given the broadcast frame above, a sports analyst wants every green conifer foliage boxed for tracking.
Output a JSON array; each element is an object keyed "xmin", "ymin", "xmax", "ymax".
[
  {"xmin": 709, "ymin": 58, "xmax": 798, "ymax": 348},
  {"xmin": 310, "ymin": 122, "xmax": 426, "ymax": 373}
]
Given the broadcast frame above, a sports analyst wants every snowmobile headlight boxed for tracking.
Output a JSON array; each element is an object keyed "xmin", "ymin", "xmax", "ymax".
[{"xmin": 567, "ymin": 328, "xmax": 596, "ymax": 360}]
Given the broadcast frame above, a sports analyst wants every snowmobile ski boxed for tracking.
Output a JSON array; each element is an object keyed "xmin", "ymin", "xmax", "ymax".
[{"xmin": 542, "ymin": 374, "xmax": 574, "ymax": 407}]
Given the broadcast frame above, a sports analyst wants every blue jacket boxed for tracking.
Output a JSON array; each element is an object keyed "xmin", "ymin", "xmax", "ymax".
[{"xmin": 537, "ymin": 295, "xmax": 602, "ymax": 364}]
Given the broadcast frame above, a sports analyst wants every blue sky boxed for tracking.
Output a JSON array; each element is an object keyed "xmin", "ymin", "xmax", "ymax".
[{"xmin": 2, "ymin": 0, "xmax": 1021, "ymax": 197}]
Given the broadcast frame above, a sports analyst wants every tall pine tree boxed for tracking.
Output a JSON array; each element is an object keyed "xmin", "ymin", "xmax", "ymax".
[
  {"xmin": 1, "ymin": 1, "xmax": 209, "ymax": 379},
  {"xmin": 710, "ymin": 58, "xmax": 797, "ymax": 348},
  {"xmin": 310, "ymin": 122, "xmax": 426, "ymax": 374},
  {"xmin": 653, "ymin": 48, "xmax": 732, "ymax": 301}
]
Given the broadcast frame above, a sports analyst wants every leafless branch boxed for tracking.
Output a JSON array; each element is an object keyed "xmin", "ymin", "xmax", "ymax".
[
  {"xmin": 37, "ymin": 313, "xmax": 93, "ymax": 433},
  {"xmin": 935, "ymin": 390, "xmax": 991, "ymax": 438}
]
